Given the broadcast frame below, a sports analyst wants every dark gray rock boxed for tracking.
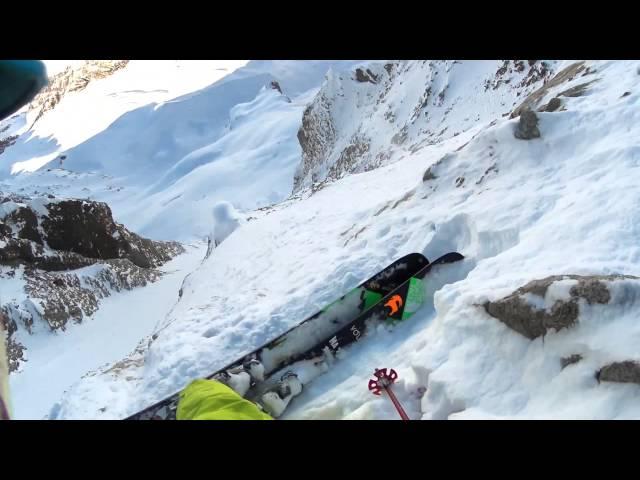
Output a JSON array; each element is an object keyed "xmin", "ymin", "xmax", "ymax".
[
  {"xmin": 561, "ymin": 354, "xmax": 583, "ymax": 369},
  {"xmin": 484, "ymin": 274, "xmax": 637, "ymax": 339},
  {"xmin": 598, "ymin": 361, "xmax": 640, "ymax": 385},
  {"xmin": 514, "ymin": 108, "xmax": 541, "ymax": 140},
  {"xmin": 0, "ymin": 135, "xmax": 18, "ymax": 155},
  {"xmin": 538, "ymin": 97, "xmax": 562, "ymax": 112},
  {"xmin": 558, "ymin": 81, "xmax": 597, "ymax": 98},
  {"xmin": 294, "ymin": 94, "xmax": 336, "ymax": 192},
  {"xmin": 355, "ymin": 68, "xmax": 378, "ymax": 84},
  {"xmin": 270, "ymin": 81, "xmax": 283, "ymax": 94},
  {"xmin": 423, "ymin": 167, "xmax": 437, "ymax": 181}
]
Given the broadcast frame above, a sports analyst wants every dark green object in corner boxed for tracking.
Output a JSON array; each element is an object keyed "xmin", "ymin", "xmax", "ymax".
[{"xmin": 0, "ymin": 60, "xmax": 48, "ymax": 120}]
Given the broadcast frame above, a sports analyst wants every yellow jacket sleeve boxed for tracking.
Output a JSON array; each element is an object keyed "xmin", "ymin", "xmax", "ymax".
[{"xmin": 177, "ymin": 379, "xmax": 273, "ymax": 420}]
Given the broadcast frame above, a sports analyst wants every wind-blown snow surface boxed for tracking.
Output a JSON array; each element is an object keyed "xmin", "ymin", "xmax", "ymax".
[
  {"xmin": 50, "ymin": 60, "xmax": 640, "ymax": 420},
  {"xmin": 1, "ymin": 60, "xmax": 365, "ymax": 241}
]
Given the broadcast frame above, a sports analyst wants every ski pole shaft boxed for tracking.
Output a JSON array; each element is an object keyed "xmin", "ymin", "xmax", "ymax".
[{"xmin": 383, "ymin": 385, "xmax": 410, "ymax": 420}]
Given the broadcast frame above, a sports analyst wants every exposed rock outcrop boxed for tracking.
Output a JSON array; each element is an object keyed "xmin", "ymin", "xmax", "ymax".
[
  {"xmin": 0, "ymin": 194, "xmax": 183, "ymax": 372},
  {"xmin": 28, "ymin": 60, "xmax": 129, "ymax": 127},
  {"xmin": 484, "ymin": 275, "xmax": 637, "ymax": 339},
  {"xmin": 511, "ymin": 61, "xmax": 593, "ymax": 118},
  {"xmin": 514, "ymin": 108, "xmax": 541, "ymax": 140},
  {"xmin": 294, "ymin": 60, "xmax": 556, "ymax": 194},
  {"xmin": 597, "ymin": 361, "xmax": 640, "ymax": 385}
]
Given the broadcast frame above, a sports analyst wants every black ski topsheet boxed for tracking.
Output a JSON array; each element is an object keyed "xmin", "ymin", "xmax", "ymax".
[
  {"xmin": 295, "ymin": 252, "xmax": 464, "ymax": 362},
  {"xmin": 245, "ymin": 252, "xmax": 465, "ymax": 407},
  {"xmin": 126, "ymin": 252, "xmax": 428, "ymax": 420}
]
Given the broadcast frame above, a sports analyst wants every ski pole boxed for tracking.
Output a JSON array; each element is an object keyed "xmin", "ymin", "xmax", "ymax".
[{"xmin": 368, "ymin": 368, "xmax": 410, "ymax": 420}]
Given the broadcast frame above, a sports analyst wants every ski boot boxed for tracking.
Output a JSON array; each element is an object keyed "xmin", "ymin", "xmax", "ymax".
[
  {"xmin": 243, "ymin": 358, "xmax": 265, "ymax": 382},
  {"xmin": 260, "ymin": 371, "xmax": 303, "ymax": 418},
  {"xmin": 213, "ymin": 359, "xmax": 266, "ymax": 397}
]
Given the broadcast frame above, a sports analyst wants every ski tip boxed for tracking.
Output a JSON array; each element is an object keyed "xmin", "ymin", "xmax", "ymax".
[{"xmin": 432, "ymin": 252, "xmax": 465, "ymax": 264}]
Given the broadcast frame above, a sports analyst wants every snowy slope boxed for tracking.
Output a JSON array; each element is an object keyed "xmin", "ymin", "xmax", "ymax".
[
  {"xmin": 1, "ymin": 60, "xmax": 365, "ymax": 241},
  {"xmin": 51, "ymin": 60, "xmax": 640, "ymax": 420},
  {"xmin": 2, "ymin": 61, "xmax": 250, "ymax": 175},
  {"xmin": 2, "ymin": 60, "xmax": 370, "ymax": 419},
  {"xmin": 10, "ymin": 242, "xmax": 205, "ymax": 420}
]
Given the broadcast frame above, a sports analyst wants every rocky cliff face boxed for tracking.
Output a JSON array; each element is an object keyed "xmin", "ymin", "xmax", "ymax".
[
  {"xmin": 0, "ymin": 193, "xmax": 182, "ymax": 372},
  {"xmin": 293, "ymin": 60, "xmax": 559, "ymax": 192},
  {"xmin": 27, "ymin": 61, "xmax": 129, "ymax": 127}
]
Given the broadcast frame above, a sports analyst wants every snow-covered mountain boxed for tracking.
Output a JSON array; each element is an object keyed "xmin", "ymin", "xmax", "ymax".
[
  {"xmin": 294, "ymin": 60, "xmax": 553, "ymax": 190},
  {"xmin": 2, "ymin": 59, "xmax": 640, "ymax": 420},
  {"xmin": 0, "ymin": 59, "xmax": 365, "ymax": 418},
  {"xmin": 1, "ymin": 60, "xmax": 364, "ymax": 240}
]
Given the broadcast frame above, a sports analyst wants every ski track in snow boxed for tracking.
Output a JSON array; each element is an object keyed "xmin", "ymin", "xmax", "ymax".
[{"xmin": 3, "ymin": 60, "xmax": 640, "ymax": 419}]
